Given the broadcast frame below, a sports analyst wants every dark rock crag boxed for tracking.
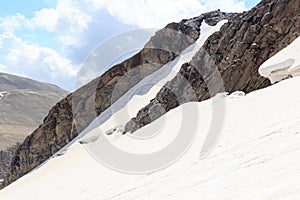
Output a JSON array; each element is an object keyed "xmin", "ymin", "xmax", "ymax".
[
  {"xmin": 125, "ymin": 0, "xmax": 300, "ymax": 133},
  {"xmin": 1, "ymin": 11, "xmax": 232, "ymax": 188}
]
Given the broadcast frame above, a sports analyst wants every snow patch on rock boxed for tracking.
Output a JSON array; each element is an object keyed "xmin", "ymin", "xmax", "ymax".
[
  {"xmin": 259, "ymin": 37, "xmax": 300, "ymax": 83},
  {"xmin": 78, "ymin": 20, "xmax": 227, "ymax": 143}
]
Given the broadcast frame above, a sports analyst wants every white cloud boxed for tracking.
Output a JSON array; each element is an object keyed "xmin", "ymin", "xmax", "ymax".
[
  {"xmin": 29, "ymin": 0, "xmax": 247, "ymax": 45},
  {"xmin": 105, "ymin": 0, "xmax": 206, "ymax": 28},
  {"xmin": 0, "ymin": 13, "xmax": 32, "ymax": 32},
  {"xmin": 0, "ymin": 32, "xmax": 78, "ymax": 90},
  {"xmin": 0, "ymin": 0, "xmax": 248, "ymax": 90},
  {"xmin": 0, "ymin": 1, "xmax": 91, "ymax": 47},
  {"xmin": 0, "ymin": 64, "xmax": 6, "ymax": 71},
  {"xmin": 0, "ymin": 0, "xmax": 248, "ymax": 49},
  {"xmin": 32, "ymin": 8, "xmax": 59, "ymax": 32},
  {"xmin": 83, "ymin": 0, "xmax": 247, "ymax": 28},
  {"xmin": 204, "ymin": 0, "xmax": 246, "ymax": 12},
  {"xmin": 32, "ymin": 0, "xmax": 92, "ymax": 46},
  {"xmin": 0, "ymin": 0, "xmax": 248, "ymax": 45},
  {"xmin": 0, "ymin": 32, "xmax": 16, "ymax": 48}
]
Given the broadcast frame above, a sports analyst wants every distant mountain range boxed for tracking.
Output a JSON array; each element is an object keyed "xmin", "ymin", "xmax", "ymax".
[{"xmin": 0, "ymin": 73, "xmax": 68, "ymax": 150}]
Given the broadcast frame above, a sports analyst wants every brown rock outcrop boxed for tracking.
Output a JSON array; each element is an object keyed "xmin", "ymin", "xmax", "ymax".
[
  {"xmin": 1, "ymin": 11, "xmax": 233, "ymax": 188},
  {"xmin": 125, "ymin": 0, "xmax": 300, "ymax": 133}
]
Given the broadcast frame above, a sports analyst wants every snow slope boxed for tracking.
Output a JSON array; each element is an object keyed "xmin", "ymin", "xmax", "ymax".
[
  {"xmin": 108, "ymin": 21, "xmax": 227, "ymax": 127},
  {"xmin": 77, "ymin": 20, "xmax": 227, "ymax": 137},
  {"xmin": 1, "ymin": 76, "xmax": 300, "ymax": 199},
  {"xmin": 258, "ymin": 36, "xmax": 300, "ymax": 83}
]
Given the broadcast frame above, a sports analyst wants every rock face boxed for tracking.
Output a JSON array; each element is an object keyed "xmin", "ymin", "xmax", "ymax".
[
  {"xmin": 94, "ymin": 11, "xmax": 235, "ymax": 117},
  {"xmin": 2, "ymin": 0, "xmax": 299, "ymax": 189},
  {"xmin": 1, "ymin": 11, "xmax": 233, "ymax": 188},
  {"xmin": 124, "ymin": 0, "xmax": 300, "ymax": 133}
]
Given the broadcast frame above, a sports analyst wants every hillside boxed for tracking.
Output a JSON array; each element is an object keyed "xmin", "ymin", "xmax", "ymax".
[
  {"xmin": 1, "ymin": 10, "xmax": 234, "ymax": 187},
  {"xmin": 0, "ymin": 73, "xmax": 69, "ymax": 150},
  {"xmin": 0, "ymin": 73, "xmax": 68, "ymax": 181},
  {"xmin": 1, "ymin": 75, "xmax": 300, "ymax": 199},
  {"xmin": 125, "ymin": 0, "xmax": 299, "ymax": 133},
  {"xmin": 1, "ymin": 0, "xmax": 299, "ymax": 193}
]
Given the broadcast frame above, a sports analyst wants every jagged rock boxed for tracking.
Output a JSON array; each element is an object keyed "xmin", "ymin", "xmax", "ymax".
[
  {"xmin": 0, "ymin": 143, "xmax": 19, "ymax": 181},
  {"xmin": 124, "ymin": 0, "xmax": 300, "ymax": 133},
  {"xmin": 2, "ymin": 0, "xmax": 299, "ymax": 190}
]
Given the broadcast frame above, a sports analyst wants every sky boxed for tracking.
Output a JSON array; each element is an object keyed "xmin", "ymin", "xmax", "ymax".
[{"xmin": 0, "ymin": 0, "xmax": 260, "ymax": 91}]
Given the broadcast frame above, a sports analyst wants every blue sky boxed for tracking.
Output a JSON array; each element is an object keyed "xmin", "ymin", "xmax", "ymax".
[{"xmin": 0, "ymin": 0, "xmax": 260, "ymax": 91}]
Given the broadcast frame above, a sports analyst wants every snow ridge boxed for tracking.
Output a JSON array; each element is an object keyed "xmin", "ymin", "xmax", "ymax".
[{"xmin": 79, "ymin": 20, "xmax": 227, "ymax": 143}]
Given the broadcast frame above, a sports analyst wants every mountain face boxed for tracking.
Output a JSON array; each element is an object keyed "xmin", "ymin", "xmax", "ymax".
[
  {"xmin": 1, "ymin": 11, "xmax": 234, "ymax": 188},
  {"xmin": 1, "ymin": 29, "xmax": 300, "ymax": 198},
  {"xmin": 0, "ymin": 73, "xmax": 69, "ymax": 150},
  {"xmin": 0, "ymin": 73, "xmax": 68, "ymax": 181},
  {"xmin": 124, "ymin": 0, "xmax": 300, "ymax": 133},
  {"xmin": 1, "ymin": 0, "xmax": 299, "ymax": 189},
  {"xmin": 1, "ymin": 75, "xmax": 300, "ymax": 199}
]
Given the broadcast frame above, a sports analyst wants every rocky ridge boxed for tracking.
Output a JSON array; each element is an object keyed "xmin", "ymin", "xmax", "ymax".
[
  {"xmin": 1, "ymin": 11, "xmax": 233, "ymax": 188},
  {"xmin": 124, "ymin": 0, "xmax": 300, "ymax": 133}
]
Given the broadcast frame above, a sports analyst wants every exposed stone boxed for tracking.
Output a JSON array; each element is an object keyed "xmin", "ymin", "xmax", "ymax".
[
  {"xmin": 1, "ymin": 11, "xmax": 232, "ymax": 188},
  {"xmin": 124, "ymin": 0, "xmax": 300, "ymax": 133}
]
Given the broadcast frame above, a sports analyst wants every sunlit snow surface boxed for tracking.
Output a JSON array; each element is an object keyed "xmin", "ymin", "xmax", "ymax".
[
  {"xmin": 1, "ymin": 23, "xmax": 300, "ymax": 200},
  {"xmin": 78, "ymin": 20, "xmax": 227, "ymax": 134},
  {"xmin": 259, "ymin": 36, "xmax": 300, "ymax": 83},
  {"xmin": 1, "ymin": 76, "xmax": 300, "ymax": 199}
]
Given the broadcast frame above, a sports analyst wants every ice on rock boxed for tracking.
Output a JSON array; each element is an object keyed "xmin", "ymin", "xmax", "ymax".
[{"xmin": 258, "ymin": 37, "xmax": 300, "ymax": 83}]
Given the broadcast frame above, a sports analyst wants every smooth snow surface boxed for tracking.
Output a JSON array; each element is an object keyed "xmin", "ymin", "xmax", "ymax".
[
  {"xmin": 1, "ymin": 77, "xmax": 300, "ymax": 199},
  {"xmin": 258, "ymin": 37, "xmax": 300, "ymax": 83}
]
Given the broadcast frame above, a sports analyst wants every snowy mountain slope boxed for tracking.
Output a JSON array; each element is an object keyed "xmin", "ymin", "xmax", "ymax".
[
  {"xmin": 259, "ymin": 36, "xmax": 300, "ymax": 83},
  {"xmin": 124, "ymin": 0, "xmax": 300, "ymax": 134},
  {"xmin": 2, "ymin": 11, "xmax": 237, "ymax": 188},
  {"xmin": 78, "ymin": 20, "xmax": 227, "ymax": 136},
  {"xmin": 1, "ymin": 0, "xmax": 299, "ymax": 194},
  {"xmin": 1, "ymin": 75, "xmax": 300, "ymax": 199}
]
